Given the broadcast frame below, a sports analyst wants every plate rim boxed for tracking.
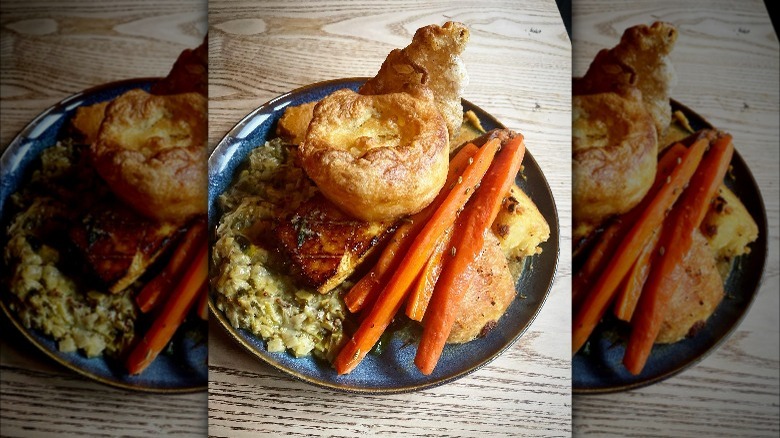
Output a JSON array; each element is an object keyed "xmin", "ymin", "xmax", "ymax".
[
  {"xmin": 208, "ymin": 76, "xmax": 560, "ymax": 394},
  {"xmin": 0, "ymin": 77, "xmax": 208, "ymax": 394},
  {"xmin": 572, "ymin": 99, "xmax": 769, "ymax": 395}
]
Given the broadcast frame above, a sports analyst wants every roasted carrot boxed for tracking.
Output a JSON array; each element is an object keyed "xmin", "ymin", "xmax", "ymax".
[
  {"xmin": 405, "ymin": 226, "xmax": 451, "ymax": 321},
  {"xmin": 126, "ymin": 242, "xmax": 208, "ymax": 375},
  {"xmin": 333, "ymin": 138, "xmax": 502, "ymax": 375},
  {"xmin": 343, "ymin": 222, "xmax": 416, "ymax": 313},
  {"xmin": 572, "ymin": 143, "xmax": 688, "ymax": 311},
  {"xmin": 415, "ymin": 134, "xmax": 525, "ymax": 375},
  {"xmin": 612, "ymin": 228, "xmax": 661, "ymax": 321},
  {"xmin": 343, "ymin": 143, "xmax": 479, "ymax": 313},
  {"xmin": 623, "ymin": 134, "xmax": 733, "ymax": 374},
  {"xmin": 603, "ymin": 144, "xmax": 688, "ymax": 320},
  {"xmin": 136, "ymin": 218, "xmax": 206, "ymax": 313},
  {"xmin": 196, "ymin": 283, "xmax": 209, "ymax": 321},
  {"xmin": 572, "ymin": 219, "xmax": 624, "ymax": 311},
  {"xmin": 571, "ymin": 137, "xmax": 709, "ymax": 354}
]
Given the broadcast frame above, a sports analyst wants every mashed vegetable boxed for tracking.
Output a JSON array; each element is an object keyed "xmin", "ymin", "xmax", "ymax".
[
  {"xmin": 3, "ymin": 142, "xmax": 136, "ymax": 357},
  {"xmin": 213, "ymin": 139, "xmax": 347, "ymax": 360}
]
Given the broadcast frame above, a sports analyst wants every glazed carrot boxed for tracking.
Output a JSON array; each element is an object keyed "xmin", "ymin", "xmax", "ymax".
[
  {"xmin": 126, "ymin": 242, "xmax": 208, "ymax": 375},
  {"xmin": 571, "ymin": 137, "xmax": 709, "ymax": 354},
  {"xmin": 343, "ymin": 143, "xmax": 479, "ymax": 313},
  {"xmin": 415, "ymin": 135, "xmax": 526, "ymax": 375},
  {"xmin": 572, "ymin": 143, "xmax": 687, "ymax": 311},
  {"xmin": 623, "ymin": 134, "xmax": 733, "ymax": 374},
  {"xmin": 572, "ymin": 219, "xmax": 624, "ymax": 311},
  {"xmin": 612, "ymin": 228, "xmax": 661, "ymax": 321},
  {"xmin": 575, "ymin": 143, "xmax": 687, "ymax": 314},
  {"xmin": 136, "ymin": 218, "xmax": 206, "ymax": 313},
  {"xmin": 196, "ymin": 283, "xmax": 209, "ymax": 321},
  {"xmin": 343, "ymin": 222, "xmax": 416, "ymax": 313},
  {"xmin": 405, "ymin": 226, "xmax": 451, "ymax": 321},
  {"xmin": 334, "ymin": 138, "xmax": 502, "ymax": 375}
]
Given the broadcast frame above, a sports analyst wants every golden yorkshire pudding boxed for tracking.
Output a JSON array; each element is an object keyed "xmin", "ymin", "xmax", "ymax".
[
  {"xmin": 574, "ymin": 21, "xmax": 678, "ymax": 141},
  {"xmin": 572, "ymin": 87, "xmax": 657, "ymax": 242},
  {"xmin": 360, "ymin": 21, "xmax": 469, "ymax": 144},
  {"xmin": 299, "ymin": 89, "xmax": 449, "ymax": 221},
  {"xmin": 90, "ymin": 89, "xmax": 207, "ymax": 223}
]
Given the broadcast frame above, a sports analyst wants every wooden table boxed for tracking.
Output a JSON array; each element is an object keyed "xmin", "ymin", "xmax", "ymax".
[
  {"xmin": 572, "ymin": 1, "xmax": 780, "ymax": 436},
  {"xmin": 0, "ymin": 1, "xmax": 208, "ymax": 436},
  {"xmin": 207, "ymin": 0, "xmax": 572, "ymax": 436}
]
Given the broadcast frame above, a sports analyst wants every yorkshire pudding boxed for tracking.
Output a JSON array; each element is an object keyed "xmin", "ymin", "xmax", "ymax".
[
  {"xmin": 299, "ymin": 89, "xmax": 449, "ymax": 221},
  {"xmin": 90, "ymin": 89, "xmax": 207, "ymax": 223},
  {"xmin": 359, "ymin": 21, "xmax": 470, "ymax": 144},
  {"xmin": 572, "ymin": 88, "xmax": 657, "ymax": 242},
  {"xmin": 574, "ymin": 22, "xmax": 678, "ymax": 141}
]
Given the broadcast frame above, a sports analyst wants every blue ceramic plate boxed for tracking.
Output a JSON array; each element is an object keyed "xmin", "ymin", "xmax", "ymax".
[
  {"xmin": 208, "ymin": 78, "xmax": 559, "ymax": 394},
  {"xmin": 572, "ymin": 100, "xmax": 768, "ymax": 394},
  {"xmin": 0, "ymin": 79, "xmax": 208, "ymax": 393}
]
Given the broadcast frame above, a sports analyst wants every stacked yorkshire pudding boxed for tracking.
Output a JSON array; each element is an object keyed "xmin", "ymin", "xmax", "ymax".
[
  {"xmin": 74, "ymin": 40, "xmax": 208, "ymax": 226},
  {"xmin": 299, "ymin": 89, "xmax": 449, "ymax": 221},
  {"xmin": 298, "ymin": 21, "xmax": 470, "ymax": 223}
]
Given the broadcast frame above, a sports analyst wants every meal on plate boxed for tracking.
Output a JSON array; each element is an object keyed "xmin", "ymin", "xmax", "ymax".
[
  {"xmin": 212, "ymin": 22, "xmax": 552, "ymax": 375},
  {"xmin": 571, "ymin": 22, "xmax": 759, "ymax": 375},
  {"xmin": 2, "ymin": 38, "xmax": 209, "ymax": 376}
]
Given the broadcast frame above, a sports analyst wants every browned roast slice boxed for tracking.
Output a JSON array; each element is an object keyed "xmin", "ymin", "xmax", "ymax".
[{"xmin": 275, "ymin": 193, "xmax": 394, "ymax": 294}]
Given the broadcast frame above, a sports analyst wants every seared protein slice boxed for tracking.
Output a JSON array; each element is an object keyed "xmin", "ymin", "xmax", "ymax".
[
  {"xmin": 69, "ymin": 198, "xmax": 179, "ymax": 293},
  {"xmin": 275, "ymin": 193, "xmax": 395, "ymax": 294}
]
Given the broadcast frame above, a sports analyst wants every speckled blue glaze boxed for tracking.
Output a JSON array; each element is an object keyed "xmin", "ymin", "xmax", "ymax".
[
  {"xmin": 208, "ymin": 78, "xmax": 560, "ymax": 394},
  {"xmin": 572, "ymin": 101, "xmax": 768, "ymax": 394},
  {"xmin": 0, "ymin": 79, "xmax": 208, "ymax": 393}
]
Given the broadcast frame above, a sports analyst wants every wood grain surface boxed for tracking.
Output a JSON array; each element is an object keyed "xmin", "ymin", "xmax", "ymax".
[
  {"xmin": 207, "ymin": 0, "xmax": 572, "ymax": 436},
  {"xmin": 0, "ymin": 1, "xmax": 208, "ymax": 437},
  {"xmin": 572, "ymin": 1, "xmax": 780, "ymax": 437}
]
